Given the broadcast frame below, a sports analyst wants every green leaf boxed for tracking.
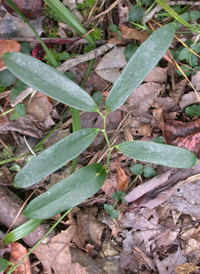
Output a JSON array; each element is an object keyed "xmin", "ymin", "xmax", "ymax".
[
  {"xmin": 178, "ymin": 47, "xmax": 191, "ymax": 60},
  {"xmin": 24, "ymin": 164, "xmax": 106, "ymax": 219},
  {"xmin": 116, "ymin": 141, "xmax": 198, "ymax": 168},
  {"xmin": 185, "ymin": 105, "xmax": 200, "ymax": 117},
  {"xmin": 143, "ymin": 166, "xmax": 157, "ymax": 178},
  {"xmin": 124, "ymin": 44, "xmax": 138, "ymax": 62},
  {"xmin": 105, "ymin": 23, "xmax": 176, "ymax": 112},
  {"xmin": 130, "ymin": 164, "xmax": 143, "ymax": 175},
  {"xmin": 109, "ymin": 24, "xmax": 118, "ymax": 32},
  {"xmin": 112, "ymin": 191, "xmax": 126, "ymax": 202},
  {"xmin": 0, "ymin": 258, "xmax": 13, "ymax": 272},
  {"xmin": 129, "ymin": 5, "xmax": 145, "ymax": 22},
  {"xmin": 14, "ymin": 103, "xmax": 26, "ymax": 117},
  {"xmin": 190, "ymin": 10, "xmax": 200, "ymax": 20},
  {"xmin": 104, "ymin": 204, "xmax": 118, "ymax": 219},
  {"xmin": 4, "ymin": 219, "xmax": 42, "ymax": 245},
  {"xmin": 3, "ymin": 52, "xmax": 98, "ymax": 112},
  {"xmin": 14, "ymin": 128, "xmax": 99, "ymax": 188},
  {"xmin": 92, "ymin": 91, "xmax": 103, "ymax": 105},
  {"xmin": 0, "ymin": 70, "xmax": 16, "ymax": 87},
  {"xmin": 153, "ymin": 136, "xmax": 166, "ymax": 144}
]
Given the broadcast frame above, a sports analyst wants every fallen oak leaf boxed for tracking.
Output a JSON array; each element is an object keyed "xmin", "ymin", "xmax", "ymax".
[
  {"xmin": 163, "ymin": 118, "xmax": 200, "ymax": 156},
  {"xmin": 117, "ymin": 165, "xmax": 128, "ymax": 192}
]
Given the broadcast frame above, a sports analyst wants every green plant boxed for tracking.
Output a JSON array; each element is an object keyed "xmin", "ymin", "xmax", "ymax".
[
  {"xmin": 3, "ymin": 22, "xmax": 197, "ymax": 220},
  {"xmin": 77, "ymin": 0, "xmax": 96, "ymax": 18},
  {"xmin": 130, "ymin": 164, "xmax": 157, "ymax": 178},
  {"xmin": 1, "ymin": 21, "xmax": 199, "ymax": 273},
  {"xmin": 0, "ymin": 145, "xmax": 14, "ymax": 160},
  {"xmin": 109, "ymin": 24, "xmax": 122, "ymax": 39}
]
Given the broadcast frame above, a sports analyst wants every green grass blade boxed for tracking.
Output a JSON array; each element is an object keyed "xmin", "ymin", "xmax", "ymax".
[
  {"xmin": 105, "ymin": 23, "xmax": 176, "ymax": 112},
  {"xmin": 14, "ymin": 128, "xmax": 100, "ymax": 188},
  {"xmin": 155, "ymin": 0, "xmax": 200, "ymax": 33},
  {"xmin": 5, "ymin": 0, "xmax": 58, "ymax": 67},
  {"xmin": 4, "ymin": 220, "xmax": 42, "ymax": 245},
  {"xmin": 24, "ymin": 164, "xmax": 106, "ymax": 220},
  {"xmin": 44, "ymin": 0, "xmax": 95, "ymax": 47},
  {"xmin": 116, "ymin": 141, "xmax": 197, "ymax": 168}
]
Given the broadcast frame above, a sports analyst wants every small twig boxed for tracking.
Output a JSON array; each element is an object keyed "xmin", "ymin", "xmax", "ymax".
[
  {"xmin": 84, "ymin": 0, "xmax": 120, "ymax": 25},
  {"xmin": 23, "ymin": 136, "xmax": 36, "ymax": 157}
]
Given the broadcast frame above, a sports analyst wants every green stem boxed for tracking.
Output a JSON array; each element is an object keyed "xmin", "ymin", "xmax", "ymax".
[
  {"xmin": 7, "ymin": 209, "xmax": 72, "ymax": 274},
  {"xmin": 70, "ymin": 58, "xmax": 95, "ymax": 174},
  {"xmin": 106, "ymin": 148, "xmax": 113, "ymax": 171}
]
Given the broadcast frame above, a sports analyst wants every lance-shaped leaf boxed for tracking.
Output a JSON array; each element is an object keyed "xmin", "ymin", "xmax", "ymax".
[
  {"xmin": 116, "ymin": 141, "xmax": 197, "ymax": 168},
  {"xmin": 14, "ymin": 128, "xmax": 99, "ymax": 188},
  {"xmin": 4, "ymin": 220, "xmax": 42, "ymax": 245},
  {"xmin": 105, "ymin": 23, "xmax": 176, "ymax": 112},
  {"xmin": 3, "ymin": 52, "xmax": 98, "ymax": 112},
  {"xmin": 24, "ymin": 164, "xmax": 106, "ymax": 220}
]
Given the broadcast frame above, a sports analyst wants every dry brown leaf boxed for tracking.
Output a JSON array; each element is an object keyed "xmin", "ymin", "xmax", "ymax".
[
  {"xmin": 191, "ymin": 71, "xmax": 200, "ymax": 92},
  {"xmin": 169, "ymin": 79, "xmax": 187, "ymax": 104},
  {"xmin": 127, "ymin": 82, "xmax": 163, "ymax": 116},
  {"xmin": 175, "ymin": 263, "xmax": 200, "ymax": 274},
  {"xmin": 77, "ymin": 206, "xmax": 106, "ymax": 249},
  {"xmin": 179, "ymin": 91, "xmax": 200, "ymax": 110},
  {"xmin": 163, "ymin": 118, "xmax": 200, "ymax": 156},
  {"xmin": 2, "ymin": 0, "xmax": 43, "ymax": 19},
  {"xmin": 0, "ymin": 116, "xmax": 43, "ymax": 138},
  {"xmin": 116, "ymin": 165, "xmax": 128, "ymax": 191},
  {"xmin": 125, "ymin": 170, "xmax": 172, "ymax": 203},
  {"xmin": 33, "ymin": 226, "xmax": 85, "ymax": 274},
  {"xmin": 6, "ymin": 242, "xmax": 31, "ymax": 274},
  {"xmin": 144, "ymin": 67, "xmax": 168, "ymax": 84},
  {"xmin": 24, "ymin": 92, "xmax": 53, "ymax": 122},
  {"xmin": 0, "ymin": 40, "xmax": 20, "ymax": 68},
  {"xmin": 120, "ymin": 24, "xmax": 149, "ymax": 42}
]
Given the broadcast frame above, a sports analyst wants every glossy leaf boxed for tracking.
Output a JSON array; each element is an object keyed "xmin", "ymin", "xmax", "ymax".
[
  {"xmin": 105, "ymin": 23, "xmax": 176, "ymax": 112},
  {"xmin": 14, "ymin": 128, "xmax": 99, "ymax": 188},
  {"xmin": 24, "ymin": 164, "xmax": 106, "ymax": 219},
  {"xmin": 0, "ymin": 258, "xmax": 13, "ymax": 272},
  {"xmin": 4, "ymin": 219, "xmax": 42, "ymax": 245},
  {"xmin": 3, "ymin": 52, "xmax": 98, "ymax": 112},
  {"xmin": 116, "ymin": 141, "xmax": 198, "ymax": 168},
  {"xmin": 185, "ymin": 105, "xmax": 200, "ymax": 118}
]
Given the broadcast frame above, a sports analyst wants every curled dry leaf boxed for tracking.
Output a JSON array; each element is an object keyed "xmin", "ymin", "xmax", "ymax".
[
  {"xmin": 0, "ymin": 40, "xmax": 20, "ymax": 68},
  {"xmin": 117, "ymin": 165, "xmax": 128, "ymax": 191},
  {"xmin": 7, "ymin": 242, "xmax": 31, "ymax": 274},
  {"xmin": 163, "ymin": 118, "xmax": 200, "ymax": 156},
  {"xmin": 2, "ymin": 0, "xmax": 43, "ymax": 19},
  {"xmin": 169, "ymin": 79, "xmax": 187, "ymax": 104},
  {"xmin": 120, "ymin": 24, "xmax": 149, "ymax": 42}
]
